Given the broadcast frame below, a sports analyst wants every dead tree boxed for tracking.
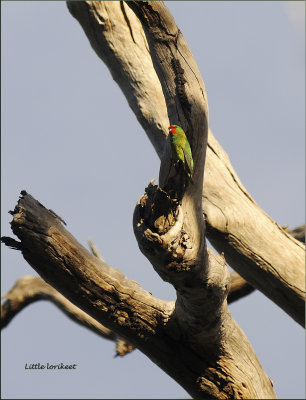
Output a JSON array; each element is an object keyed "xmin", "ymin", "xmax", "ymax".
[{"xmin": 2, "ymin": 2, "xmax": 304, "ymax": 399}]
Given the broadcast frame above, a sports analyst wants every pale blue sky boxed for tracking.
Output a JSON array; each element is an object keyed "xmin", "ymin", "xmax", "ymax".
[{"xmin": 1, "ymin": 1, "xmax": 305, "ymax": 399}]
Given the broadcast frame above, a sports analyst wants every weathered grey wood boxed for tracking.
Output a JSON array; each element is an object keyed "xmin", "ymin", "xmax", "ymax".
[
  {"xmin": 67, "ymin": 0, "xmax": 304, "ymax": 325},
  {"xmin": 2, "ymin": 1, "xmax": 302, "ymax": 398},
  {"xmin": 204, "ymin": 131, "xmax": 305, "ymax": 325},
  {"xmin": 227, "ymin": 226, "xmax": 305, "ymax": 303},
  {"xmin": 0, "ymin": 275, "xmax": 134, "ymax": 356},
  {"xmin": 1, "ymin": 275, "xmax": 113, "ymax": 337},
  {"xmin": 5, "ymin": 192, "xmax": 173, "ymax": 339},
  {"xmin": 2, "ymin": 191, "xmax": 276, "ymax": 398},
  {"xmin": 0, "ymin": 271, "xmax": 254, "ymax": 334},
  {"xmin": 67, "ymin": 0, "xmax": 168, "ymax": 156}
]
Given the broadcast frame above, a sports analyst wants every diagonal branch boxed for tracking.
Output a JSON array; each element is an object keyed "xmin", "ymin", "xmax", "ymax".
[
  {"xmin": 1, "ymin": 238, "xmax": 134, "ymax": 356},
  {"xmin": 0, "ymin": 272, "xmax": 253, "ymax": 336},
  {"xmin": 227, "ymin": 272, "xmax": 254, "ymax": 304},
  {"xmin": 1, "ymin": 275, "xmax": 134, "ymax": 356},
  {"xmin": 128, "ymin": 1, "xmax": 211, "ymax": 340},
  {"xmin": 1, "ymin": 275, "xmax": 112, "ymax": 337},
  {"xmin": 67, "ymin": 0, "xmax": 304, "ymax": 326},
  {"xmin": 203, "ymin": 132, "xmax": 305, "ymax": 326},
  {"xmin": 227, "ymin": 224, "xmax": 305, "ymax": 303},
  {"xmin": 1, "ymin": 191, "xmax": 174, "ymax": 348},
  {"xmin": 2, "ymin": 1, "xmax": 299, "ymax": 398},
  {"xmin": 2, "ymin": 191, "xmax": 275, "ymax": 398},
  {"xmin": 70, "ymin": 2, "xmax": 274, "ymax": 398}
]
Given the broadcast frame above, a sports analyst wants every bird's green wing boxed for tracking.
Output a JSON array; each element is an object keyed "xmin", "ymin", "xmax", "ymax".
[{"xmin": 183, "ymin": 143, "xmax": 194, "ymax": 177}]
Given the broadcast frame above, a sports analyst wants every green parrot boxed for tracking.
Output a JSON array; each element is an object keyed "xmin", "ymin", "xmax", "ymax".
[{"xmin": 168, "ymin": 125, "xmax": 194, "ymax": 183}]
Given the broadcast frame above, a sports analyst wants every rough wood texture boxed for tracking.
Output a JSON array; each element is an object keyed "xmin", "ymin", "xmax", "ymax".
[
  {"xmin": 3, "ymin": 222, "xmax": 303, "ymax": 335},
  {"xmin": 127, "ymin": 2, "xmax": 211, "ymax": 344},
  {"xmin": 2, "ymin": 191, "xmax": 276, "ymax": 398},
  {"xmin": 4, "ymin": 193, "xmax": 173, "ymax": 341},
  {"xmin": 227, "ymin": 226, "xmax": 305, "ymax": 303},
  {"xmin": 203, "ymin": 132, "xmax": 305, "ymax": 326},
  {"xmin": 2, "ymin": 1, "xmax": 303, "ymax": 398},
  {"xmin": 67, "ymin": 0, "xmax": 304, "ymax": 326},
  {"xmin": 0, "ymin": 275, "xmax": 133, "ymax": 357},
  {"xmin": 1, "ymin": 275, "xmax": 113, "ymax": 337},
  {"xmin": 0, "ymin": 271, "xmax": 255, "ymax": 336}
]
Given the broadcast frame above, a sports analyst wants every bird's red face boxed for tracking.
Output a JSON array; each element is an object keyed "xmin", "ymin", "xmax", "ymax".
[{"xmin": 168, "ymin": 125, "xmax": 177, "ymax": 135}]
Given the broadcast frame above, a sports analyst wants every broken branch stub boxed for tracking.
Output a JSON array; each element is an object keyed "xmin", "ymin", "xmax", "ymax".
[
  {"xmin": 4, "ymin": 191, "xmax": 174, "ymax": 347},
  {"xmin": 3, "ymin": 191, "xmax": 276, "ymax": 398}
]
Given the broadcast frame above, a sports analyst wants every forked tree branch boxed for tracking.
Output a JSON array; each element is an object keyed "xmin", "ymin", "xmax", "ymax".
[
  {"xmin": 1, "ymin": 192, "xmax": 175, "ymax": 350},
  {"xmin": 3, "ymin": 225, "xmax": 303, "ymax": 339},
  {"xmin": 1, "ymin": 276, "xmax": 114, "ymax": 338},
  {"xmin": 1, "ymin": 275, "xmax": 133, "ymax": 356},
  {"xmin": 67, "ymin": 0, "xmax": 304, "ymax": 326},
  {"xmin": 2, "ymin": 190, "xmax": 275, "ymax": 398},
  {"xmin": 0, "ymin": 274, "xmax": 230, "ymax": 333},
  {"xmin": 2, "ymin": 0, "xmax": 278, "ymax": 392},
  {"xmin": 0, "ymin": 264, "xmax": 254, "ymax": 356},
  {"xmin": 1, "ymin": 236, "xmax": 133, "ymax": 357},
  {"xmin": 1, "ymin": 1, "xmax": 302, "ymax": 398}
]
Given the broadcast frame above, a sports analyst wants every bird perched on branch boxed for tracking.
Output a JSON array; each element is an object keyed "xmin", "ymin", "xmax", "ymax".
[{"xmin": 169, "ymin": 125, "xmax": 194, "ymax": 183}]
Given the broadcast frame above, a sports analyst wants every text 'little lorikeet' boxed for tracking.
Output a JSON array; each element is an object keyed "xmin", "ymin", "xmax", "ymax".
[{"xmin": 169, "ymin": 125, "xmax": 194, "ymax": 183}]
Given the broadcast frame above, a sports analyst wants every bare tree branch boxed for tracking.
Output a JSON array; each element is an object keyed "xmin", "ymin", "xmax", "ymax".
[
  {"xmin": 227, "ymin": 272, "xmax": 254, "ymax": 304},
  {"xmin": 1, "ymin": 275, "xmax": 134, "ymax": 356},
  {"xmin": 1, "ymin": 191, "xmax": 173, "ymax": 340},
  {"xmin": 3, "ymin": 0, "xmax": 278, "ymax": 394},
  {"xmin": 2, "ymin": 1, "xmax": 302, "ymax": 398},
  {"xmin": 6, "ymin": 224, "xmax": 300, "ymax": 339},
  {"xmin": 2, "ymin": 191, "xmax": 276, "ymax": 398},
  {"xmin": 227, "ymin": 225, "xmax": 305, "ymax": 304},
  {"xmin": 88, "ymin": 238, "xmax": 106, "ymax": 262},
  {"xmin": 1, "ymin": 275, "xmax": 113, "ymax": 338},
  {"xmin": 0, "ymin": 272, "xmax": 250, "ymax": 333},
  {"xmin": 67, "ymin": 0, "xmax": 304, "ymax": 326},
  {"xmin": 203, "ymin": 133, "xmax": 305, "ymax": 326}
]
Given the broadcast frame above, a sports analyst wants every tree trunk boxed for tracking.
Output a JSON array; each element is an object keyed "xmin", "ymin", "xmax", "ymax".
[
  {"xmin": 2, "ymin": 1, "xmax": 304, "ymax": 398},
  {"xmin": 3, "ymin": 191, "xmax": 276, "ymax": 398},
  {"xmin": 67, "ymin": 0, "xmax": 305, "ymax": 326}
]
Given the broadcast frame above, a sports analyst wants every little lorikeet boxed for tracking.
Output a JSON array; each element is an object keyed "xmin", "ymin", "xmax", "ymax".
[{"xmin": 169, "ymin": 125, "xmax": 194, "ymax": 183}]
